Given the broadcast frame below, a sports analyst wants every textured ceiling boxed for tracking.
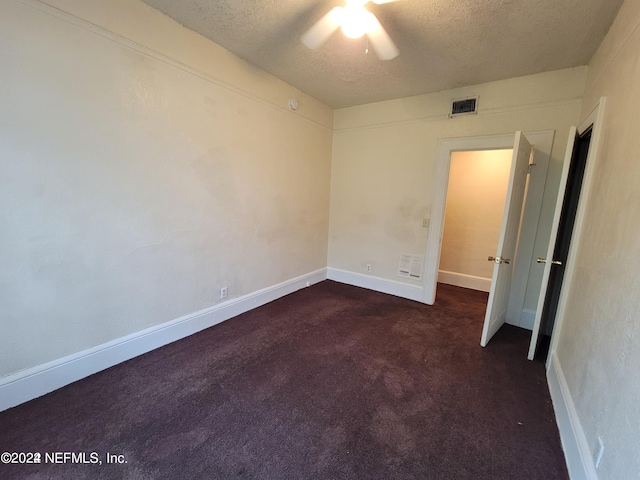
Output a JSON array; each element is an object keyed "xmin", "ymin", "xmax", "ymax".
[{"xmin": 140, "ymin": 0, "xmax": 624, "ymax": 108}]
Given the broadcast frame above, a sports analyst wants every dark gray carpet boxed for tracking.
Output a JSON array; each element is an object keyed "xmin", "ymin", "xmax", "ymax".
[{"xmin": 0, "ymin": 281, "xmax": 568, "ymax": 479}]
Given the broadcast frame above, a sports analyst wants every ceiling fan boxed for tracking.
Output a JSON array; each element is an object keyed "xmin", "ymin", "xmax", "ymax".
[{"xmin": 301, "ymin": 0, "xmax": 400, "ymax": 60}]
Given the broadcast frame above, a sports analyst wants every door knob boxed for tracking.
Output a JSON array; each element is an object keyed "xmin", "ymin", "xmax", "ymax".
[
  {"xmin": 537, "ymin": 258, "xmax": 563, "ymax": 265},
  {"xmin": 488, "ymin": 256, "xmax": 510, "ymax": 264}
]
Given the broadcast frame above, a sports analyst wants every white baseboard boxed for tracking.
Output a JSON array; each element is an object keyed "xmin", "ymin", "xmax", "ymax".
[
  {"xmin": 518, "ymin": 309, "xmax": 536, "ymax": 330},
  {"xmin": 547, "ymin": 352, "xmax": 598, "ymax": 480},
  {"xmin": 437, "ymin": 270, "xmax": 491, "ymax": 292},
  {"xmin": 506, "ymin": 308, "xmax": 536, "ymax": 331},
  {"xmin": 0, "ymin": 268, "xmax": 327, "ymax": 412},
  {"xmin": 327, "ymin": 267, "xmax": 424, "ymax": 302}
]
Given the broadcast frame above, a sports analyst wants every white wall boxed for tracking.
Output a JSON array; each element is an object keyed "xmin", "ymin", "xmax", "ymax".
[
  {"xmin": 7, "ymin": 14, "xmax": 636, "ymax": 478},
  {"xmin": 552, "ymin": 0, "xmax": 640, "ymax": 478},
  {"xmin": 440, "ymin": 149, "xmax": 512, "ymax": 287},
  {"xmin": 0, "ymin": 0, "xmax": 333, "ymax": 379},
  {"xmin": 329, "ymin": 68, "xmax": 585, "ymax": 307}
]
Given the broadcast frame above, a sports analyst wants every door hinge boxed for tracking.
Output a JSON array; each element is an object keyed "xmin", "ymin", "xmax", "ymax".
[{"xmin": 528, "ymin": 163, "xmax": 537, "ymax": 174}]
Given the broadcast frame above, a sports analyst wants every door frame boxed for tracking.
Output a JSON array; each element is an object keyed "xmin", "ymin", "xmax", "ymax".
[
  {"xmin": 422, "ymin": 130, "xmax": 554, "ymax": 326},
  {"xmin": 544, "ymin": 98, "xmax": 606, "ymax": 366}
]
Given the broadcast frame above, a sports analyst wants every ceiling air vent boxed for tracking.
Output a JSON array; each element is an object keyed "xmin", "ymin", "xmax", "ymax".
[{"xmin": 450, "ymin": 97, "xmax": 478, "ymax": 117}]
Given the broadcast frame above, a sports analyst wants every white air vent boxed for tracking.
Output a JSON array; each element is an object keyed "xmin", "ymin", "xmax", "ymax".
[{"xmin": 450, "ymin": 97, "xmax": 478, "ymax": 117}]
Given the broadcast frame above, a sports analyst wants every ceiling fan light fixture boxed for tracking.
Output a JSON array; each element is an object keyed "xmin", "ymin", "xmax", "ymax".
[
  {"xmin": 328, "ymin": 6, "xmax": 345, "ymax": 28},
  {"xmin": 340, "ymin": 4, "xmax": 369, "ymax": 39},
  {"xmin": 301, "ymin": 0, "xmax": 399, "ymax": 60}
]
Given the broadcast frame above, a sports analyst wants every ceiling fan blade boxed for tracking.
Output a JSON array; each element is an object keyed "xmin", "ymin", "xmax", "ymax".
[
  {"xmin": 301, "ymin": 7, "xmax": 344, "ymax": 50},
  {"xmin": 366, "ymin": 13, "xmax": 399, "ymax": 60}
]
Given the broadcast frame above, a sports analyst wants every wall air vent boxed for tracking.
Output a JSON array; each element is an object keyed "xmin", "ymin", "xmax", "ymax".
[{"xmin": 450, "ymin": 97, "xmax": 478, "ymax": 117}]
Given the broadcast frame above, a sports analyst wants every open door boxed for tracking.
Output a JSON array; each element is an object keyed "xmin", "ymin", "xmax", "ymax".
[
  {"xmin": 527, "ymin": 99, "xmax": 606, "ymax": 360},
  {"xmin": 527, "ymin": 128, "xmax": 578, "ymax": 359},
  {"xmin": 480, "ymin": 132, "xmax": 532, "ymax": 347}
]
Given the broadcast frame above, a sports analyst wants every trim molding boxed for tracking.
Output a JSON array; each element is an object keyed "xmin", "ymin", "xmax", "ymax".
[
  {"xmin": 547, "ymin": 353, "xmax": 598, "ymax": 480},
  {"xmin": 0, "ymin": 269, "xmax": 327, "ymax": 412},
  {"xmin": 548, "ymin": 98, "xmax": 606, "ymax": 361},
  {"xmin": 423, "ymin": 133, "xmax": 516, "ymax": 304},
  {"xmin": 517, "ymin": 308, "xmax": 536, "ymax": 330},
  {"xmin": 327, "ymin": 268, "xmax": 423, "ymax": 302},
  {"xmin": 423, "ymin": 130, "xmax": 554, "ymax": 308},
  {"xmin": 333, "ymin": 99, "xmax": 582, "ymax": 134},
  {"xmin": 14, "ymin": 0, "xmax": 331, "ymax": 131},
  {"xmin": 437, "ymin": 270, "xmax": 491, "ymax": 292}
]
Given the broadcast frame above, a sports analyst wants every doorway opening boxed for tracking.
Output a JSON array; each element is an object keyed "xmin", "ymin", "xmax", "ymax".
[
  {"xmin": 424, "ymin": 131, "xmax": 554, "ymax": 351},
  {"xmin": 438, "ymin": 149, "xmax": 513, "ymax": 295},
  {"xmin": 533, "ymin": 127, "xmax": 592, "ymax": 361},
  {"xmin": 528, "ymin": 98, "xmax": 606, "ymax": 363}
]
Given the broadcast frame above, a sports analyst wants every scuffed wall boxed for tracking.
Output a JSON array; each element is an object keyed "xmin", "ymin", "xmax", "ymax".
[
  {"xmin": 0, "ymin": 0, "xmax": 333, "ymax": 377},
  {"xmin": 329, "ymin": 68, "xmax": 585, "ymax": 305},
  {"xmin": 553, "ymin": 0, "xmax": 640, "ymax": 478}
]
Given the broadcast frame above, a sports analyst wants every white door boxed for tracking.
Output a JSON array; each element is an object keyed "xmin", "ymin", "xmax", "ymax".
[
  {"xmin": 526, "ymin": 100, "xmax": 607, "ymax": 361},
  {"xmin": 480, "ymin": 132, "xmax": 532, "ymax": 347},
  {"xmin": 527, "ymin": 128, "xmax": 577, "ymax": 359}
]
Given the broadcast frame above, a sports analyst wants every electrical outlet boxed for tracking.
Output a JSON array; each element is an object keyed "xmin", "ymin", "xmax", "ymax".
[
  {"xmin": 366, "ymin": 264, "xmax": 372, "ymax": 272},
  {"xmin": 220, "ymin": 287, "xmax": 228, "ymax": 299},
  {"xmin": 594, "ymin": 436, "xmax": 604, "ymax": 469}
]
